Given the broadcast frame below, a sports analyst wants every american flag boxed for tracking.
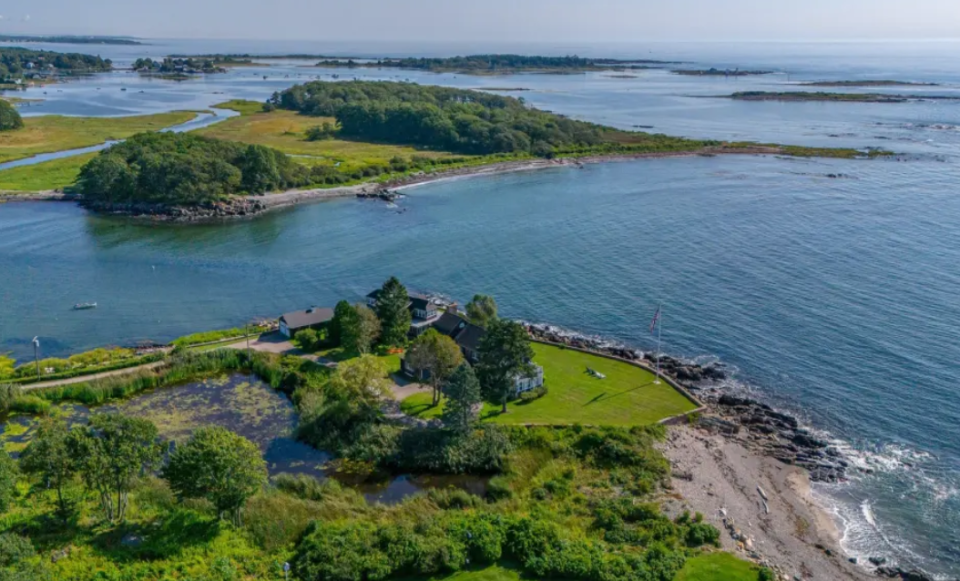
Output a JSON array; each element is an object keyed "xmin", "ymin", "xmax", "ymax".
[{"xmin": 649, "ymin": 306, "xmax": 661, "ymax": 334}]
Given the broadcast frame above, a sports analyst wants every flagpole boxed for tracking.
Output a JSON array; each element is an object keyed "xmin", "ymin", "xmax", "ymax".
[{"xmin": 655, "ymin": 301, "xmax": 662, "ymax": 384}]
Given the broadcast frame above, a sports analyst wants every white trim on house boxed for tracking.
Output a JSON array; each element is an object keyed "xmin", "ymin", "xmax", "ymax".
[{"xmin": 513, "ymin": 364, "xmax": 544, "ymax": 394}]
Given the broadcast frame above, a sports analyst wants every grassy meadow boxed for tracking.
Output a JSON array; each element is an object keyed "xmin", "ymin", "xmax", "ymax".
[
  {"xmin": 201, "ymin": 99, "xmax": 466, "ymax": 175},
  {"xmin": 401, "ymin": 343, "xmax": 698, "ymax": 426},
  {"xmin": 0, "ymin": 111, "xmax": 197, "ymax": 164},
  {"xmin": 0, "ymin": 153, "xmax": 94, "ymax": 192}
]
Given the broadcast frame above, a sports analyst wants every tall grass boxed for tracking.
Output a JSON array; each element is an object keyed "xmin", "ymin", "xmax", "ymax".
[{"xmin": 28, "ymin": 350, "xmax": 280, "ymax": 407}]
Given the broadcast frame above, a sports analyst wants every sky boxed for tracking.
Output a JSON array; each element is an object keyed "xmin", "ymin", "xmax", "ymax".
[{"xmin": 2, "ymin": 0, "xmax": 960, "ymax": 42}]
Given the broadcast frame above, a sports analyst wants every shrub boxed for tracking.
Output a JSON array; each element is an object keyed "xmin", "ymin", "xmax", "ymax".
[
  {"xmin": 759, "ymin": 567, "xmax": 776, "ymax": 581},
  {"xmin": 295, "ymin": 521, "xmax": 392, "ymax": 581},
  {"xmin": 519, "ymin": 385, "xmax": 548, "ymax": 402},
  {"xmin": 0, "ymin": 533, "xmax": 35, "ymax": 566},
  {"xmin": 294, "ymin": 328, "xmax": 319, "ymax": 352},
  {"xmin": 10, "ymin": 394, "xmax": 51, "ymax": 414}
]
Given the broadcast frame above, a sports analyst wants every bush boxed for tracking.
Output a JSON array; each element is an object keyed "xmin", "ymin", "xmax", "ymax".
[
  {"xmin": 0, "ymin": 533, "xmax": 35, "ymax": 567},
  {"xmin": 519, "ymin": 385, "xmax": 547, "ymax": 403},
  {"xmin": 758, "ymin": 567, "xmax": 776, "ymax": 581},
  {"xmin": 390, "ymin": 426, "xmax": 513, "ymax": 474},
  {"xmin": 10, "ymin": 395, "xmax": 51, "ymax": 414},
  {"xmin": 171, "ymin": 327, "xmax": 247, "ymax": 348},
  {"xmin": 294, "ymin": 328, "xmax": 319, "ymax": 351},
  {"xmin": 295, "ymin": 521, "xmax": 392, "ymax": 581}
]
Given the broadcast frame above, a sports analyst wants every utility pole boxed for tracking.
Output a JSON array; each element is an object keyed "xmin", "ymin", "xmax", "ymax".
[{"xmin": 32, "ymin": 336, "xmax": 40, "ymax": 380}]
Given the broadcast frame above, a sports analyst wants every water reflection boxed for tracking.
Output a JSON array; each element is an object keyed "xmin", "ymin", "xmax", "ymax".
[{"xmin": 0, "ymin": 373, "xmax": 486, "ymax": 504}]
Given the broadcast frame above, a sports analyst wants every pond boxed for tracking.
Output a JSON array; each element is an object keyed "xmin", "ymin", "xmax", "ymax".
[{"xmin": 0, "ymin": 373, "xmax": 487, "ymax": 504}]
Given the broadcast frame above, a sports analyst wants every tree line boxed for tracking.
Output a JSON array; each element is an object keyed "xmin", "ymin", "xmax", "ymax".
[
  {"xmin": 0, "ymin": 47, "xmax": 111, "ymax": 80},
  {"xmin": 76, "ymin": 132, "xmax": 313, "ymax": 206},
  {"xmin": 268, "ymin": 80, "xmax": 610, "ymax": 156},
  {"xmin": 132, "ymin": 57, "xmax": 229, "ymax": 74}
]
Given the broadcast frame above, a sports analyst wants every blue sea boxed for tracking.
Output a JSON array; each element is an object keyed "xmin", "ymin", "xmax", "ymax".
[{"xmin": 2, "ymin": 39, "xmax": 960, "ymax": 577}]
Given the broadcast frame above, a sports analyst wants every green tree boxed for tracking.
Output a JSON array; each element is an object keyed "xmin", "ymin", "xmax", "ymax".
[
  {"xmin": 0, "ymin": 452, "xmax": 17, "ymax": 513},
  {"xmin": 442, "ymin": 364, "xmax": 482, "ymax": 433},
  {"xmin": 406, "ymin": 329, "xmax": 463, "ymax": 405},
  {"xmin": 0, "ymin": 100, "xmax": 23, "ymax": 132},
  {"xmin": 163, "ymin": 427, "xmax": 267, "ymax": 526},
  {"xmin": 20, "ymin": 416, "xmax": 76, "ymax": 523},
  {"xmin": 375, "ymin": 277, "xmax": 412, "ymax": 347},
  {"xmin": 466, "ymin": 294, "xmax": 498, "ymax": 328},
  {"xmin": 329, "ymin": 354, "xmax": 390, "ymax": 408},
  {"xmin": 68, "ymin": 413, "xmax": 163, "ymax": 523},
  {"xmin": 329, "ymin": 300, "xmax": 353, "ymax": 347},
  {"xmin": 341, "ymin": 304, "xmax": 380, "ymax": 354},
  {"xmin": 476, "ymin": 319, "xmax": 535, "ymax": 413},
  {"xmin": 0, "ymin": 383, "xmax": 20, "ymax": 415}
]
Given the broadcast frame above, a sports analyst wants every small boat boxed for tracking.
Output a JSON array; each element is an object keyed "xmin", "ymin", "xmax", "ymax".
[{"xmin": 74, "ymin": 302, "xmax": 97, "ymax": 310}]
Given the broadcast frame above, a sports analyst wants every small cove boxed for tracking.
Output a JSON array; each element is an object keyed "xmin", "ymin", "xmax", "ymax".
[{"xmin": 0, "ymin": 372, "xmax": 488, "ymax": 504}]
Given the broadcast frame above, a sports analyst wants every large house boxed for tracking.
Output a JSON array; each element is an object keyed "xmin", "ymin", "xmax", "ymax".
[
  {"xmin": 278, "ymin": 306, "xmax": 334, "ymax": 338},
  {"xmin": 402, "ymin": 310, "xmax": 544, "ymax": 395},
  {"xmin": 366, "ymin": 290, "xmax": 441, "ymax": 336}
]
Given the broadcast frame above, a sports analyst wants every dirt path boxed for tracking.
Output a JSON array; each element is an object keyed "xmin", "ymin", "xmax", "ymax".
[{"xmin": 22, "ymin": 360, "xmax": 167, "ymax": 391}]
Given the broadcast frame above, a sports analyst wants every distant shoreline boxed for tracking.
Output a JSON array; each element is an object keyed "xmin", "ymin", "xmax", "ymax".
[{"xmin": 0, "ymin": 144, "xmax": 857, "ymax": 220}]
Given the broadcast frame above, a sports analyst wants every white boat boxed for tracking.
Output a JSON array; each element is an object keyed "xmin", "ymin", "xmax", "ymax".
[{"xmin": 74, "ymin": 302, "xmax": 97, "ymax": 310}]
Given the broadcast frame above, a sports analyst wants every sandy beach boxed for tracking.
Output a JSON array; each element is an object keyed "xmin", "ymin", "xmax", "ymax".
[{"xmin": 660, "ymin": 425, "xmax": 873, "ymax": 580}]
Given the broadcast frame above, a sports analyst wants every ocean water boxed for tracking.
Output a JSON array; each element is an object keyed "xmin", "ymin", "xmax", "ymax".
[{"xmin": 2, "ymin": 39, "xmax": 960, "ymax": 577}]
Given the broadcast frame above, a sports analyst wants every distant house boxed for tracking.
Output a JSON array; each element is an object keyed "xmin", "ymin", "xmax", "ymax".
[
  {"xmin": 366, "ymin": 290, "xmax": 440, "ymax": 336},
  {"xmin": 402, "ymin": 310, "xmax": 544, "ymax": 394},
  {"xmin": 278, "ymin": 306, "xmax": 334, "ymax": 338}
]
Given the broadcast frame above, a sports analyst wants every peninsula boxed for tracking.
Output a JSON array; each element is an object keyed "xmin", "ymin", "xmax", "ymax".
[
  {"xmin": 799, "ymin": 80, "xmax": 938, "ymax": 87},
  {"xmin": 132, "ymin": 57, "xmax": 235, "ymax": 75},
  {"xmin": 0, "ymin": 34, "xmax": 140, "ymax": 45},
  {"xmin": 673, "ymin": 67, "xmax": 774, "ymax": 76},
  {"xmin": 315, "ymin": 54, "xmax": 677, "ymax": 74},
  {"xmin": 0, "ymin": 47, "xmax": 112, "ymax": 84},
  {"xmin": 728, "ymin": 91, "xmax": 959, "ymax": 103},
  {"xmin": 0, "ymin": 82, "xmax": 893, "ymax": 214}
]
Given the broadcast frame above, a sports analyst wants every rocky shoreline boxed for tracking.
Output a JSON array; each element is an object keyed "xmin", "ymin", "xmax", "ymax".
[
  {"xmin": 79, "ymin": 198, "xmax": 269, "ymax": 221},
  {"xmin": 524, "ymin": 322, "xmax": 944, "ymax": 581}
]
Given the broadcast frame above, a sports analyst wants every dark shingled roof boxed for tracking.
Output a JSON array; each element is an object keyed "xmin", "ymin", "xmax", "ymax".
[
  {"xmin": 280, "ymin": 307, "xmax": 334, "ymax": 330},
  {"xmin": 433, "ymin": 311, "xmax": 468, "ymax": 337},
  {"xmin": 409, "ymin": 294, "xmax": 437, "ymax": 313},
  {"xmin": 431, "ymin": 311, "xmax": 484, "ymax": 352},
  {"xmin": 454, "ymin": 323, "xmax": 485, "ymax": 352}
]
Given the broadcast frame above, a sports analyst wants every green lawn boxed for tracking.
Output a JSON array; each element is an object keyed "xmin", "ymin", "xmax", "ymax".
[
  {"xmin": 402, "ymin": 343, "xmax": 698, "ymax": 426},
  {"xmin": 317, "ymin": 347, "xmax": 402, "ymax": 375},
  {"xmin": 675, "ymin": 552, "xmax": 765, "ymax": 581}
]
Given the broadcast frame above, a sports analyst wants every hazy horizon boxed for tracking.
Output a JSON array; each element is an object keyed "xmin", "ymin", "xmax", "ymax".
[{"xmin": 3, "ymin": 0, "xmax": 960, "ymax": 43}]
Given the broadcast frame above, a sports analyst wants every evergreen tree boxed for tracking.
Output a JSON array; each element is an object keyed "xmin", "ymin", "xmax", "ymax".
[
  {"xmin": 375, "ymin": 277, "xmax": 412, "ymax": 347},
  {"xmin": 476, "ymin": 319, "xmax": 535, "ymax": 413},
  {"xmin": 329, "ymin": 300, "xmax": 353, "ymax": 346},
  {"xmin": 442, "ymin": 364, "xmax": 482, "ymax": 433}
]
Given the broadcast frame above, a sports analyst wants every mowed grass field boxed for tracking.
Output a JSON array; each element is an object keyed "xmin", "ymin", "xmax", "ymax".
[
  {"xmin": 200, "ymin": 100, "xmax": 466, "ymax": 173},
  {"xmin": 401, "ymin": 342, "xmax": 698, "ymax": 426},
  {"xmin": 0, "ymin": 153, "xmax": 94, "ymax": 192},
  {"xmin": 0, "ymin": 111, "xmax": 197, "ymax": 163},
  {"xmin": 674, "ymin": 552, "xmax": 766, "ymax": 580}
]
